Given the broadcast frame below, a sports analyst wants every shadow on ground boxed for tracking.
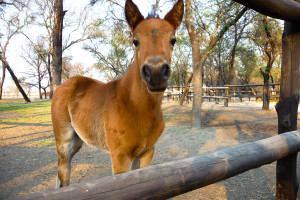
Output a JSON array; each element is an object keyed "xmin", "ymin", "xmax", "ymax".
[{"xmin": 0, "ymin": 101, "xmax": 299, "ymax": 199}]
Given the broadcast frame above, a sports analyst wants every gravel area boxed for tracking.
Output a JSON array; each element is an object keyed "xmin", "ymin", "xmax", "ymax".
[{"xmin": 0, "ymin": 100, "xmax": 299, "ymax": 199}]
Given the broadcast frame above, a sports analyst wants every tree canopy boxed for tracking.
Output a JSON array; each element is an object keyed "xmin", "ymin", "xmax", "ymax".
[{"xmin": 0, "ymin": 0, "xmax": 284, "ymax": 104}]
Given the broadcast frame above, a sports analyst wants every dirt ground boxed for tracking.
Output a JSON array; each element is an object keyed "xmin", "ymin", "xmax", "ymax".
[{"xmin": 0, "ymin": 99, "xmax": 300, "ymax": 200}]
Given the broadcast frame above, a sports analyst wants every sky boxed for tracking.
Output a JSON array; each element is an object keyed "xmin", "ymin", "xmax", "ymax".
[{"xmin": 1, "ymin": 0, "xmax": 175, "ymax": 91}]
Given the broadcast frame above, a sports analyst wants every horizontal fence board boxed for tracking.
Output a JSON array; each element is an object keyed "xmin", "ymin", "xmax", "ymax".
[
  {"xmin": 225, "ymin": 84, "xmax": 280, "ymax": 87},
  {"xmin": 203, "ymin": 96, "xmax": 228, "ymax": 99},
  {"xmin": 202, "ymin": 87, "xmax": 229, "ymax": 89},
  {"xmin": 16, "ymin": 130, "xmax": 300, "ymax": 200}
]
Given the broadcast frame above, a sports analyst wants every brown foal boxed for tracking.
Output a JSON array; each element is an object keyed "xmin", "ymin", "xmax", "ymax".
[{"xmin": 51, "ymin": 0, "xmax": 184, "ymax": 188}]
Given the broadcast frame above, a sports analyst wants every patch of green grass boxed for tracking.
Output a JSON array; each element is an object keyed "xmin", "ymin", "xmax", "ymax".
[
  {"xmin": 165, "ymin": 125, "xmax": 190, "ymax": 134},
  {"xmin": 3, "ymin": 114, "xmax": 51, "ymax": 124},
  {"xmin": 30, "ymin": 138, "xmax": 56, "ymax": 147},
  {"xmin": 0, "ymin": 100, "xmax": 51, "ymax": 113},
  {"xmin": 0, "ymin": 100, "xmax": 52, "ymax": 125},
  {"xmin": 164, "ymin": 114, "xmax": 175, "ymax": 122}
]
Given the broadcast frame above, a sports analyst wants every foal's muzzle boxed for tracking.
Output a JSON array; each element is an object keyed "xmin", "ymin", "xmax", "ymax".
[{"xmin": 141, "ymin": 59, "xmax": 171, "ymax": 92}]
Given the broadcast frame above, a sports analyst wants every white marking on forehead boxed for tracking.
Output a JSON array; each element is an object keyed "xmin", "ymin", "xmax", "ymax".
[{"xmin": 152, "ymin": 28, "xmax": 159, "ymax": 35}]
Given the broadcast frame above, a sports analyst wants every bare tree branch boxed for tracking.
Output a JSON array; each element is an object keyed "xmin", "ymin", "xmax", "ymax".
[{"xmin": 90, "ymin": 0, "xmax": 123, "ymax": 8}]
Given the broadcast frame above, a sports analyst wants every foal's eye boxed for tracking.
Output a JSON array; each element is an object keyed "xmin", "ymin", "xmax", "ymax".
[
  {"xmin": 133, "ymin": 40, "xmax": 139, "ymax": 47},
  {"xmin": 170, "ymin": 38, "xmax": 177, "ymax": 46}
]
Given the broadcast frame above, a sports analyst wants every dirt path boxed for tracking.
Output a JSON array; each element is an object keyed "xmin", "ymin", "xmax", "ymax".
[{"xmin": 0, "ymin": 100, "xmax": 299, "ymax": 199}]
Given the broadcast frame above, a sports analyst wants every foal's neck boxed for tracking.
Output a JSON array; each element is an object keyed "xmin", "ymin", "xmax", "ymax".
[{"xmin": 121, "ymin": 60, "xmax": 163, "ymax": 111}]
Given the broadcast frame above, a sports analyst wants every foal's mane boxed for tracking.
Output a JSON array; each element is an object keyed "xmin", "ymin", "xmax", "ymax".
[{"xmin": 146, "ymin": 11, "xmax": 160, "ymax": 19}]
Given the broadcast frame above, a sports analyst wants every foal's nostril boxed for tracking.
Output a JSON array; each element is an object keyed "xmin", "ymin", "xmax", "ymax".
[
  {"xmin": 161, "ymin": 64, "xmax": 171, "ymax": 80},
  {"xmin": 141, "ymin": 64, "xmax": 152, "ymax": 82}
]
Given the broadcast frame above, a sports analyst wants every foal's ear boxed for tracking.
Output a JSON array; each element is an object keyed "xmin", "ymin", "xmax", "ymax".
[
  {"xmin": 164, "ymin": 0, "xmax": 184, "ymax": 30},
  {"xmin": 125, "ymin": 0, "xmax": 144, "ymax": 31}
]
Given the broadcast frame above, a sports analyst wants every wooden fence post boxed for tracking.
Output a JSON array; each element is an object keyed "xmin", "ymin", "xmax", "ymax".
[
  {"xmin": 225, "ymin": 87, "xmax": 230, "ymax": 102},
  {"xmin": 215, "ymin": 89, "xmax": 219, "ymax": 104},
  {"xmin": 275, "ymin": 21, "xmax": 300, "ymax": 200},
  {"xmin": 224, "ymin": 87, "xmax": 229, "ymax": 107}
]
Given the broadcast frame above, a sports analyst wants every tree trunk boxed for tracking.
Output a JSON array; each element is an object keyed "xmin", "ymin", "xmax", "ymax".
[
  {"xmin": 262, "ymin": 77, "xmax": 270, "ymax": 110},
  {"xmin": 176, "ymin": 65, "xmax": 180, "ymax": 86},
  {"xmin": 275, "ymin": 21, "xmax": 299, "ymax": 200},
  {"xmin": 0, "ymin": 61, "xmax": 6, "ymax": 100},
  {"xmin": 179, "ymin": 73, "xmax": 193, "ymax": 106},
  {"xmin": 260, "ymin": 68, "xmax": 270, "ymax": 110},
  {"xmin": 185, "ymin": 0, "xmax": 203, "ymax": 129},
  {"xmin": 52, "ymin": 0, "xmax": 64, "ymax": 91},
  {"xmin": 227, "ymin": 41, "xmax": 238, "ymax": 85},
  {"xmin": 47, "ymin": 53, "xmax": 53, "ymax": 99},
  {"xmin": 216, "ymin": 50, "xmax": 223, "ymax": 86},
  {"xmin": 38, "ymin": 83, "xmax": 42, "ymax": 99},
  {"xmin": 43, "ymin": 88, "xmax": 47, "ymax": 99},
  {"xmin": 37, "ymin": 66, "xmax": 42, "ymax": 99},
  {"xmin": 5, "ymin": 63, "xmax": 31, "ymax": 102},
  {"xmin": 191, "ymin": 58, "xmax": 204, "ymax": 129}
]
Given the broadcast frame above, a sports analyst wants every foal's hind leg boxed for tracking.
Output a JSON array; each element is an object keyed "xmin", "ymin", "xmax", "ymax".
[
  {"xmin": 131, "ymin": 157, "xmax": 140, "ymax": 170},
  {"xmin": 140, "ymin": 148, "xmax": 155, "ymax": 168},
  {"xmin": 110, "ymin": 152, "xmax": 132, "ymax": 174},
  {"xmin": 55, "ymin": 126, "xmax": 83, "ymax": 188},
  {"xmin": 130, "ymin": 148, "xmax": 155, "ymax": 170}
]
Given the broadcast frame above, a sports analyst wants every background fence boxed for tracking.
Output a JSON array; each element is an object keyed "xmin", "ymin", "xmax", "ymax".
[{"xmin": 165, "ymin": 84, "xmax": 281, "ymax": 106}]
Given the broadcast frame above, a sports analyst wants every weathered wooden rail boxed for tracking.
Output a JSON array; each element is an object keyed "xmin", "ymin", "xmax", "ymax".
[
  {"xmin": 166, "ymin": 84, "xmax": 282, "ymax": 106},
  {"xmin": 166, "ymin": 86, "xmax": 229, "ymax": 106},
  {"xmin": 17, "ymin": 130, "xmax": 300, "ymax": 200},
  {"xmin": 225, "ymin": 83, "xmax": 281, "ymax": 102}
]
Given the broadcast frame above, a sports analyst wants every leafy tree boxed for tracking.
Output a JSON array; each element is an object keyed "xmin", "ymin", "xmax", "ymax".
[
  {"xmin": 0, "ymin": 1, "xmax": 34, "ymax": 102},
  {"xmin": 185, "ymin": 0, "xmax": 248, "ymax": 129},
  {"xmin": 84, "ymin": 21, "xmax": 133, "ymax": 81},
  {"xmin": 22, "ymin": 0, "xmax": 94, "ymax": 97},
  {"xmin": 21, "ymin": 38, "xmax": 49, "ymax": 99},
  {"xmin": 169, "ymin": 28, "xmax": 191, "ymax": 87},
  {"xmin": 226, "ymin": 11, "xmax": 255, "ymax": 85},
  {"xmin": 203, "ymin": 39, "xmax": 227, "ymax": 87},
  {"xmin": 249, "ymin": 15, "xmax": 282, "ymax": 110},
  {"xmin": 62, "ymin": 58, "xmax": 90, "ymax": 80},
  {"xmin": 0, "ymin": 0, "xmax": 25, "ymax": 12},
  {"xmin": 198, "ymin": 9, "xmax": 255, "ymax": 87},
  {"xmin": 235, "ymin": 46, "xmax": 258, "ymax": 84}
]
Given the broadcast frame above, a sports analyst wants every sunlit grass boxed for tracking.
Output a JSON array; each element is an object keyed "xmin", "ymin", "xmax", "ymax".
[
  {"xmin": 3, "ymin": 114, "xmax": 51, "ymax": 124},
  {"xmin": 0, "ymin": 100, "xmax": 52, "ymax": 133},
  {"xmin": 0, "ymin": 100, "xmax": 51, "ymax": 114},
  {"xmin": 165, "ymin": 125, "xmax": 190, "ymax": 134},
  {"xmin": 30, "ymin": 138, "xmax": 56, "ymax": 147}
]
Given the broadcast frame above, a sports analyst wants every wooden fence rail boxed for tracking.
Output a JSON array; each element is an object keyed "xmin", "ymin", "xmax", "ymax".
[
  {"xmin": 166, "ymin": 84, "xmax": 282, "ymax": 105},
  {"xmin": 17, "ymin": 130, "xmax": 300, "ymax": 200}
]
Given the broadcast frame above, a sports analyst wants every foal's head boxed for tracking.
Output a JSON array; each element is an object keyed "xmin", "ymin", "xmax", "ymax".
[{"xmin": 125, "ymin": 0, "xmax": 184, "ymax": 93}]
